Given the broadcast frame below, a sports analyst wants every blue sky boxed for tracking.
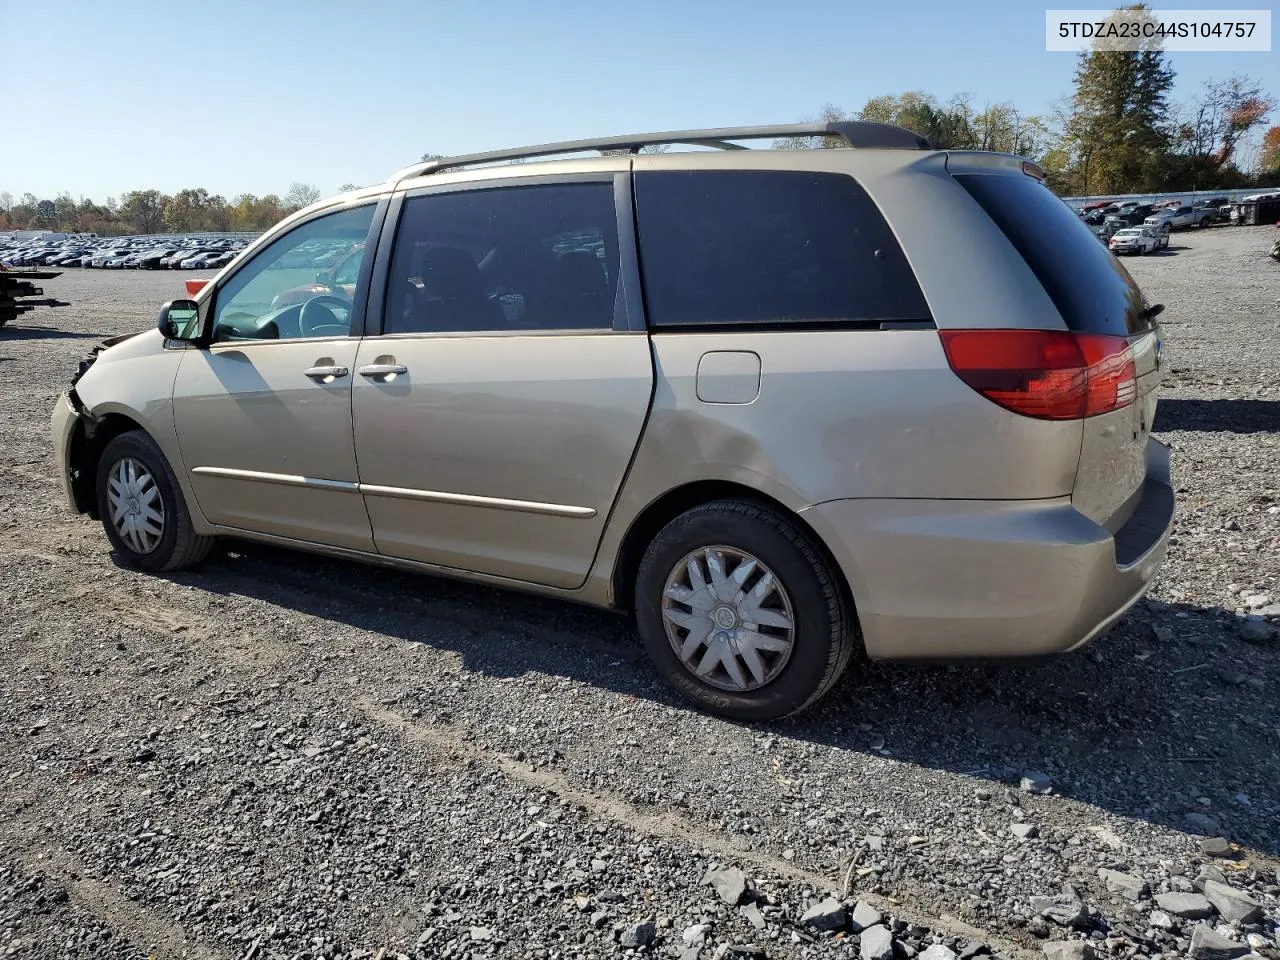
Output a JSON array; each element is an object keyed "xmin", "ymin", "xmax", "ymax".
[{"xmin": 2, "ymin": 0, "xmax": 1275, "ymax": 201}]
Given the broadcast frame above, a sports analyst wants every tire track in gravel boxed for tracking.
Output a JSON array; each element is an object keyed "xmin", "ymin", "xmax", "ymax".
[
  {"xmin": 6, "ymin": 829, "xmax": 230, "ymax": 959},
  {"xmin": 359, "ymin": 699, "xmax": 1030, "ymax": 957}
]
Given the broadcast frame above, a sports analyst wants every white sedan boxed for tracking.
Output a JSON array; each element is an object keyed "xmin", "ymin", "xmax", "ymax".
[{"xmin": 1109, "ymin": 227, "xmax": 1160, "ymax": 255}]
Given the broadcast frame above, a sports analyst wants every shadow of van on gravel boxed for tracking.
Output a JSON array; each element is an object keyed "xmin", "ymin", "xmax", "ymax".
[{"xmin": 152, "ymin": 537, "xmax": 1280, "ymax": 860}]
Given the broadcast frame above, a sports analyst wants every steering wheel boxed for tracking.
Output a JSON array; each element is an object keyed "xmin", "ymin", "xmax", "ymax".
[{"xmin": 298, "ymin": 295, "xmax": 352, "ymax": 337}]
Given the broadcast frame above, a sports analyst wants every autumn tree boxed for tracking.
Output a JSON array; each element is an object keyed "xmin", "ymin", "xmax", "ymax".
[{"xmin": 1261, "ymin": 126, "xmax": 1280, "ymax": 173}]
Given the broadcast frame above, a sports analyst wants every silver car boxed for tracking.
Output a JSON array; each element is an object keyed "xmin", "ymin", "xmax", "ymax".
[{"xmin": 51, "ymin": 123, "xmax": 1174, "ymax": 720}]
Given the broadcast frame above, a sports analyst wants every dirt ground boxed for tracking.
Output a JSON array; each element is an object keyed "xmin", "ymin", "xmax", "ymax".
[{"xmin": 1, "ymin": 232, "xmax": 1278, "ymax": 960}]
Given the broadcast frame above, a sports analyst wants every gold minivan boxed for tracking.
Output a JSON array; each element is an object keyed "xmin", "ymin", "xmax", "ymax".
[{"xmin": 51, "ymin": 123, "xmax": 1174, "ymax": 721}]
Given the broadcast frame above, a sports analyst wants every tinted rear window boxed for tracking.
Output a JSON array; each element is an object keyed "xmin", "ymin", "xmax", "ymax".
[
  {"xmin": 954, "ymin": 173, "xmax": 1152, "ymax": 336},
  {"xmin": 634, "ymin": 171, "xmax": 931, "ymax": 329}
]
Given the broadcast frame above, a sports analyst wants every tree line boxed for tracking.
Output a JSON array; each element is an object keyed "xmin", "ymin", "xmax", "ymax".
[{"xmin": 0, "ymin": 182, "xmax": 348, "ymax": 237}]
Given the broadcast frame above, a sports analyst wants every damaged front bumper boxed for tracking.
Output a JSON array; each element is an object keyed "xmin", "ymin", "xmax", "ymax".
[{"xmin": 51, "ymin": 389, "xmax": 83, "ymax": 512}]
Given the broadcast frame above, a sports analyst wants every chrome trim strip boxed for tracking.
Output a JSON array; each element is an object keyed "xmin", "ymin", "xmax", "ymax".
[
  {"xmin": 192, "ymin": 467, "xmax": 596, "ymax": 518},
  {"xmin": 190, "ymin": 466, "xmax": 360, "ymax": 493},
  {"xmin": 359, "ymin": 483, "xmax": 596, "ymax": 518}
]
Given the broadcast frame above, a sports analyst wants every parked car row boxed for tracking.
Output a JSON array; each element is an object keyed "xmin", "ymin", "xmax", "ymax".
[
  {"xmin": 0, "ymin": 234, "xmax": 252, "ymax": 271},
  {"xmin": 1079, "ymin": 196, "xmax": 1230, "ymax": 229}
]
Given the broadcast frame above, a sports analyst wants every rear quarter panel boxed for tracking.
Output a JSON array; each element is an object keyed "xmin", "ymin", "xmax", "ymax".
[{"xmin": 607, "ymin": 329, "xmax": 1082, "ymax": 509}]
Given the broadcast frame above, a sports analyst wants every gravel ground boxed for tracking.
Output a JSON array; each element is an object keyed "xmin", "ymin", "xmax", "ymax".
[{"xmin": 2, "ymin": 229, "xmax": 1278, "ymax": 960}]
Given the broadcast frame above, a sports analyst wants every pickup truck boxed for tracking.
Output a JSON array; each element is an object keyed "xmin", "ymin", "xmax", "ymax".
[{"xmin": 1145, "ymin": 205, "xmax": 1213, "ymax": 230}]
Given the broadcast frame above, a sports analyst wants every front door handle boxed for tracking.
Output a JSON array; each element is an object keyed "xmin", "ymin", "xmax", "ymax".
[
  {"xmin": 358, "ymin": 363, "xmax": 408, "ymax": 380},
  {"xmin": 304, "ymin": 364, "xmax": 349, "ymax": 382}
]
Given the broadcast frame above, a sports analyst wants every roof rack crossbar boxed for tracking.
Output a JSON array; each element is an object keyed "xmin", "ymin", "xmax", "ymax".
[{"xmin": 387, "ymin": 122, "xmax": 931, "ymax": 182}]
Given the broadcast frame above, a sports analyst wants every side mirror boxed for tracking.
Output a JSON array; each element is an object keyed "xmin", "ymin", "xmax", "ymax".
[{"xmin": 158, "ymin": 299, "xmax": 202, "ymax": 342}]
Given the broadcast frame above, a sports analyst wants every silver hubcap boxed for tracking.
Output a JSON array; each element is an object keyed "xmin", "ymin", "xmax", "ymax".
[
  {"xmin": 661, "ymin": 546, "xmax": 796, "ymax": 692},
  {"xmin": 106, "ymin": 457, "xmax": 164, "ymax": 554}
]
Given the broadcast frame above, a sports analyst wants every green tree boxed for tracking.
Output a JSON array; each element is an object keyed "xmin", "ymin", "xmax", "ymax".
[
  {"xmin": 118, "ymin": 189, "xmax": 168, "ymax": 233},
  {"xmin": 1064, "ymin": 4, "xmax": 1174, "ymax": 193}
]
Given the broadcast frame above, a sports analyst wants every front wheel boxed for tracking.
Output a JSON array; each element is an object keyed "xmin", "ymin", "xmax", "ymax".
[
  {"xmin": 95, "ymin": 430, "xmax": 215, "ymax": 572},
  {"xmin": 634, "ymin": 500, "xmax": 858, "ymax": 721}
]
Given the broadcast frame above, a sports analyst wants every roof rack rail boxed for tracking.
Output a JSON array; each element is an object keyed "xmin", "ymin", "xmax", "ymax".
[{"xmin": 386, "ymin": 122, "xmax": 931, "ymax": 182}]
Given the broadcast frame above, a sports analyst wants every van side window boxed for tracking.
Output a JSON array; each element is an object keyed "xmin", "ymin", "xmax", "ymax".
[
  {"xmin": 633, "ymin": 170, "xmax": 931, "ymax": 329},
  {"xmin": 384, "ymin": 182, "xmax": 620, "ymax": 335},
  {"xmin": 211, "ymin": 205, "xmax": 376, "ymax": 342}
]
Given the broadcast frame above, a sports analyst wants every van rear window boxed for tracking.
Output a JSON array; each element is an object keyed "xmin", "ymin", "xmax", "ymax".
[{"xmin": 954, "ymin": 173, "xmax": 1153, "ymax": 337}]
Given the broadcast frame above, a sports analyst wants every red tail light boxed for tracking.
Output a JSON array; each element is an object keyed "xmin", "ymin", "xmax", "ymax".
[{"xmin": 939, "ymin": 329, "xmax": 1136, "ymax": 420}]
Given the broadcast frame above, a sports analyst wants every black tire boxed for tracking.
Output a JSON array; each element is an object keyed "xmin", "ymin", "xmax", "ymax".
[
  {"xmin": 634, "ymin": 499, "xmax": 857, "ymax": 722},
  {"xmin": 95, "ymin": 430, "xmax": 214, "ymax": 572}
]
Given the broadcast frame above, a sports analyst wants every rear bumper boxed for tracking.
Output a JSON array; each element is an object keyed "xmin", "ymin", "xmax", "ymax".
[{"xmin": 798, "ymin": 438, "xmax": 1174, "ymax": 660}]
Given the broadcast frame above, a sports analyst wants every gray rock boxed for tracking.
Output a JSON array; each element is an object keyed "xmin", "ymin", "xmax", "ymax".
[
  {"xmin": 1201, "ymin": 879, "xmax": 1263, "ymax": 924},
  {"xmin": 1154, "ymin": 891, "xmax": 1215, "ymax": 919},
  {"xmin": 800, "ymin": 896, "xmax": 846, "ymax": 931},
  {"xmin": 1031, "ymin": 896, "xmax": 1089, "ymax": 929},
  {"xmin": 682, "ymin": 923, "xmax": 712, "ymax": 946},
  {"xmin": 739, "ymin": 902, "xmax": 765, "ymax": 930},
  {"xmin": 920, "ymin": 947, "xmax": 959, "ymax": 960},
  {"xmin": 702, "ymin": 866, "xmax": 748, "ymax": 906},
  {"xmin": 1012, "ymin": 823, "xmax": 1040, "ymax": 839},
  {"xmin": 1148, "ymin": 910, "xmax": 1176, "ymax": 930},
  {"xmin": 1041, "ymin": 943, "xmax": 1096, "ymax": 960},
  {"xmin": 860, "ymin": 924, "xmax": 895, "ymax": 960},
  {"xmin": 1199, "ymin": 837, "xmax": 1235, "ymax": 858},
  {"xmin": 1170, "ymin": 876, "xmax": 1197, "ymax": 893},
  {"xmin": 1246, "ymin": 934, "xmax": 1272, "ymax": 951},
  {"xmin": 850, "ymin": 900, "xmax": 883, "ymax": 932},
  {"xmin": 1021, "ymin": 772, "xmax": 1053, "ymax": 794},
  {"xmin": 1196, "ymin": 865, "xmax": 1228, "ymax": 889},
  {"xmin": 1098, "ymin": 868, "xmax": 1149, "ymax": 901},
  {"xmin": 469, "ymin": 926, "xmax": 493, "ymax": 942},
  {"xmin": 590, "ymin": 910, "xmax": 611, "ymax": 930},
  {"xmin": 1186, "ymin": 813, "xmax": 1223, "ymax": 834},
  {"xmin": 620, "ymin": 920, "xmax": 657, "ymax": 949},
  {"xmin": 1239, "ymin": 620, "xmax": 1276, "ymax": 643},
  {"xmin": 1188, "ymin": 924, "xmax": 1250, "ymax": 960}
]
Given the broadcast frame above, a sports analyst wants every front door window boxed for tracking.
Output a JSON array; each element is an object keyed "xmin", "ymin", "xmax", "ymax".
[{"xmin": 212, "ymin": 205, "xmax": 375, "ymax": 342}]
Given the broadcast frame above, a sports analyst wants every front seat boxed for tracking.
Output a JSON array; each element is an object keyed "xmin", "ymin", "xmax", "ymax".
[
  {"xmin": 551, "ymin": 251, "xmax": 612, "ymax": 328},
  {"xmin": 414, "ymin": 246, "xmax": 507, "ymax": 332}
]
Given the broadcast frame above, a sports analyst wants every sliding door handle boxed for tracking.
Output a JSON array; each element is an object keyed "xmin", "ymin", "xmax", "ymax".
[
  {"xmin": 358, "ymin": 363, "xmax": 408, "ymax": 379},
  {"xmin": 304, "ymin": 365, "xmax": 349, "ymax": 382}
]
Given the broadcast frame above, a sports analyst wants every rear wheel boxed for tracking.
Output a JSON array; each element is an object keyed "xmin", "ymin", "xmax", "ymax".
[
  {"xmin": 95, "ymin": 430, "xmax": 214, "ymax": 572},
  {"xmin": 634, "ymin": 500, "xmax": 857, "ymax": 721}
]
